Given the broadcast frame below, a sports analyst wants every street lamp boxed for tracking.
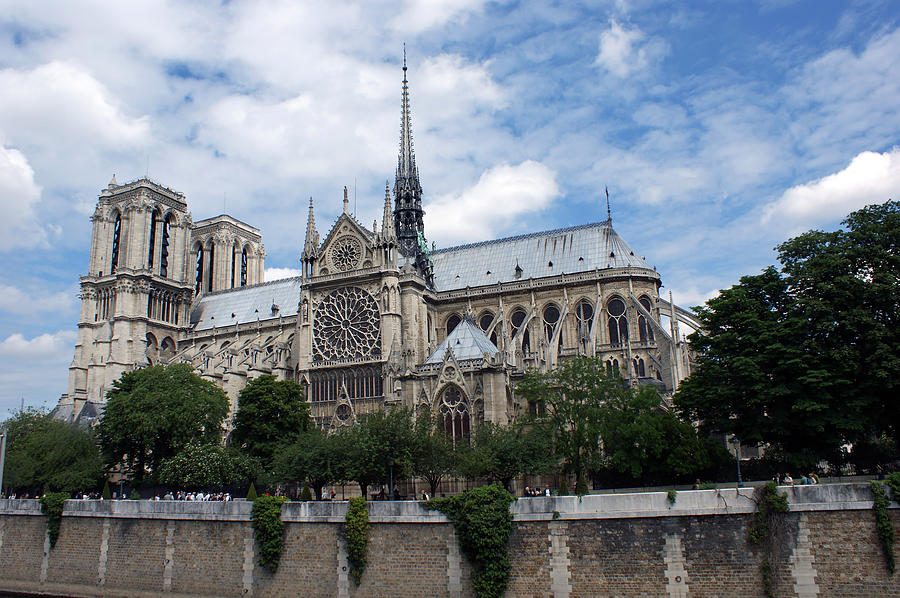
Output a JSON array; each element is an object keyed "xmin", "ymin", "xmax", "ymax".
[
  {"xmin": 0, "ymin": 432, "xmax": 7, "ymax": 498},
  {"xmin": 388, "ymin": 457, "xmax": 395, "ymax": 501},
  {"xmin": 730, "ymin": 436, "xmax": 742, "ymax": 487}
]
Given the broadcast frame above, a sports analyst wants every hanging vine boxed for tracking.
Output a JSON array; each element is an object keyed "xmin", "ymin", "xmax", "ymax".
[
  {"xmin": 870, "ymin": 481, "xmax": 895, "ymax": 574},
  {"xmin": 344, "ymin": 497, "xmax": 370, "ymax": 585},
  {"xmin": 747, "ymin": 481, "xmax": 789, "ymax": 597},
  {"xmin": 427, "ymin": 483, "xmax": 516, "ymax": 598},
  {"xmin": 251, "ymin": 495, "xmax": 286, "ymax": 572},
  {"xmin": 39, "ymin": 492, "xmax": 68, "ymax": 549}
]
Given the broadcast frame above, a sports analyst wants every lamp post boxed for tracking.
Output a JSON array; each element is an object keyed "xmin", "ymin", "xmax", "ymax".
[
  {"xmin": 0, "ymin": 432, "xmax": 7, "ymax": 498},
  {"xmin": 388, "ymin": 457, "xmax": 395, "ymax": 501},
  {"xmin": 730, "ymin": 436, "xmax": 742, "ymax": 487}
]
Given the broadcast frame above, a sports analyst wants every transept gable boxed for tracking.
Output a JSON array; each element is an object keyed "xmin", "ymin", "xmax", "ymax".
[{"xmin": 318, "ymin": 214, "xmax": 377, "ymax": 275}]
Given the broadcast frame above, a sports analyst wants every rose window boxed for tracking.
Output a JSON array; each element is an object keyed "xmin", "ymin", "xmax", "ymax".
[
  {"xmin": 313, "ymin": 287, "xmax": 380, "ymax": 361},
  {"xmin": 330, "ymin": 236, "xmax": 362, "ymax": 272}
]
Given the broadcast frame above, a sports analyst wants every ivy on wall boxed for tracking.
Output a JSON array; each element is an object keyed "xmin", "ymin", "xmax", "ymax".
[
  {"xmin": 39, "ymin": 492, "xmax": 68, "ymax": 549},
  {"xmin": 427, "ymin": 483, "xmax": 516, "ymax": 598},
  {"xmin": 344, "ymin": 497, "xmax": 370, "ymax": 585},
  {"xmin": 870, "ymin": 481, "xmax": 895, "ymax": 574},
  {"xmin": 747, "ymin": 481, "xmax": 789, "ymax": 598},
  {"xmin": 251, "ymin": 495, "xmax": 286, "ymax": 572}
]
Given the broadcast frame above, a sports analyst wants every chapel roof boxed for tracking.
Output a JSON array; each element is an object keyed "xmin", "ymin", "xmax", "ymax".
[
  {"xmin": 190, "ymin": 276, "xmax": 301, "ymax": 331},
  {"xmin": 424, "ymin": 316, "xmax": 500, "ymax": 364},
  {"xmin": 430, "ymin": 220, "xmax": 652, "ymax": 291}
]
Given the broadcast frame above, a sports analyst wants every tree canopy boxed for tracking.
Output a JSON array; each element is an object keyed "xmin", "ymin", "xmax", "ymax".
[
  {"xmin": 231, "ymin": 375, "xmax": 311, "ymax": 469},
  {"xmin": 97, "ymin": 363, "xmax": 229, "ymax": 482},
  {"xmin": 1, "ymin": 408, "xmax": 104, "ymax": 493},
  {"xmin": 157, "ymin": 441, "xmax": 259, "ymax": 489},
  {"xmin": 676, "ymin": 200, "xmax": 900, "ymax": 469}
]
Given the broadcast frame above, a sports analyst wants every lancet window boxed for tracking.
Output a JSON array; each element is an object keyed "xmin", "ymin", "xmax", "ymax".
[
  {"xmin": 309, "ymin": 366, "xmax": 384, "ymax": 403},
  {"xmin": 206, "ymin": 244, "xmax": 215, "ymax": 293},
  {"xmin": 607, "ymin": 298, "xmax": 628, "ymax": 346},
  {"xmin": 439, "ymin": 385, "xmax": 470, "ymax": 442},
  {"xmin": 148, "ymin": 209, "xmax": 159, "ymax": 270},
  {"xmin": 95, "ymin": 288, "xmax": 114, "ymax": 321},
  {"xmin": 575, "ymin": 299, "xmax": 594, "ymax": 353},
  {"xmin": 241, "ymin": 248, "xmax": 248, "ymax": 286},
  {"xmin": 633, "ymin": 357, "xmax": 646, "ymax": 378},
  {"xmin": 478, "ymin": 311, "xmax": 498, "ymax": 346},
  {"xmin": 446, "ymin": 314, "xmax": 461, "ymax": 336},
  {"xmin": 606, "ymin": 358, "xmax": 620, "ymax": 377},
  {"xmin": 638, "ymin": 295, "xmax": 655, "ymax": 343},
  {"xmin": 195, "ymin": 246, "xmax": 204, "ymax": 294},
  {"xmin": 160, "ymin": 215, "xmax": 172, "ymax": 278},
  {"xmin": 510, "ymin": 307, "xmax": 530, "ymax": 352},
  {"xmin": 110, "ymin": 212, "xmax": 122, "ymax": 273}
]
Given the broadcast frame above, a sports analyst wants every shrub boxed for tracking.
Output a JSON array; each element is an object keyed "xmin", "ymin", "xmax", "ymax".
[
  {"xmin": 666, "ymin": 489, "xmax": 677, "ymax": 505},
  {"xmin": 427, "ymin": 483, "xmax": 515, "ymax": 598},
  {"xmin": 300, "ymin": 485, "xmax": 312, "ymax": 501},
  {"xmin": 246, "ymin": 482, "xmax": 258, "ymax": 501},
  {"xmin": 344, "ymin": 497, "xmax": 370, "ymax": 585},
  {"xmin": 39, "ymin": 492, "xmax": 68, "ymax": 548},
  {"xmin": 251, "ymin": 495, "xmax": 286, "ymax": 572},
  {"xmin": 885, "ymin": 472, "xmax": 900, "ymax": 503},
  {"xmin": 129, "ymin": 489, "xmax": 141, "ymax": 500},
  {"xmin": 101, "ymin": 480, "xmax": 111, "ymax": 500}
]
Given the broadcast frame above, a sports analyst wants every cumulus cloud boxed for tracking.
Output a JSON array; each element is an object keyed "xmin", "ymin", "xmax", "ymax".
[
  {"xmin": 390, "ymin": 0, "xmax": 490, "ymax": 34},
  {"xmin": 265, "ymin": 267, "xmax": 300, "ymax": 281},
  {"xmin": 0, "ymin": 61, "xmax": 150, "ymax": 151},
  {"xmin": 595, "ymin": 20, "xmax": 665, "ymax": 77},
  {"xmin": 424, "ymin": 161, "xmax": 560, "ymax": 245},
  {"xmin": 0, "ymin": 146, "xmax": 45, "ymax": 249},
  {"xmin": 762, "ymin": 148, "xmax": 900, "ymax": 228},
  {"xmin": 0, "ymin": 284, "xmax": 76, "ymax": 315},
  {"xmin": 0, "ymin": 330, "xmax": 77, "ymax": 361}
]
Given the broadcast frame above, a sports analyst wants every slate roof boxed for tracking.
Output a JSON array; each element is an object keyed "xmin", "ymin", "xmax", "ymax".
[
  {"xmin": 190, "ymin": 277, "xmax": 301, "ymax": 331},
  {"xmin": 425, "ymin": 316, "xmax": 500, "ymax": 364},
  {"xmin": 430, "ymin": 221, "xmax": 652, "ymax": 291}
]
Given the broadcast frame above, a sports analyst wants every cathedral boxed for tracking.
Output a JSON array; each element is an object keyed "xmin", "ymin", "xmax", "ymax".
[{"xmin": 55, "ymin": 61, "xmax": 698, "ymax": 435}]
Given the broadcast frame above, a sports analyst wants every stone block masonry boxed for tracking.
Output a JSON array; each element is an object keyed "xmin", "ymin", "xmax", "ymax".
[{"xmin": 0, "ymin": 484, "xmax": 897, "ymax": 597}]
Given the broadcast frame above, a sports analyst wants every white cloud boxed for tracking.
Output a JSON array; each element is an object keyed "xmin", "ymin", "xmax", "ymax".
[
  {"xmin": 0, "ymin": 61, "xmax": 150, "ymax": 151},
  {"xmin": 762, "ymin": 148, "xmax": 900, "ymax": 228},
  {"xmin": 595, "ymin": 20, "xmax": 664, "ymax": 77},
  {"xmin": 0, "ymin": 330, "xmax": 76, "ymax": 361},
  {"xmin": 0, "ymin": 284, "xmax": 76, "ymax": 315},
  {"xmin": 390, "ymin": 0, "xmax": 490, "ymax": 34},
  {"xmin": 0, "ymin": 146, "xmax": 45, "ymax": 250},
  {"xmin": 424, "ymin": 161, "xmax": 560, "ymax": 245},
  {"xmin": 265, "ymin": 267, "xmax": 300, "ymax": 281}
]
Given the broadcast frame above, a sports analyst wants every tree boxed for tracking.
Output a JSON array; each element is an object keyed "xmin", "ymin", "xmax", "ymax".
[
  {"xmin": 456, "ymin": 422, "xmax": 552, "ymax": 490},
  {"xmin": 231, "ymin": 375, "xmax": 312, "ymax": 469},
  {"xmin": 410, "ymin": 409, "xmax": 458, "ymax": 497},
  {"xmin": 1, "ymin": 408, "xmax": 104, "ymax": 493},
  {"xmin": 157, "ymin": 441, "xmax": 259, "ymax": 489},
  {"xmin": 677, "ymin": 201, "xmax": 900, "ymax": 469},
  {"xmin": 97, "ymin": 364, "xmax": 229, "ymax": 482},
  {"xmin": 273, "ymin": 428, "xmax": 341, "ymax": 499},
  {"xmin": 598, "ymin": 385, "xmax": 719, "ymax": 482},
  {"xmin": 333, "ymin": 408, "xmax": 415, "ymax": 498},
  {"xmin": 516, "ymin": 356, "xmax": 613, "ymax": 484}
]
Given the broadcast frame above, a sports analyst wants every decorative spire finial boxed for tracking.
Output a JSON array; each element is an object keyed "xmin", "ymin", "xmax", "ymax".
[
  {"xmin": 605, "ymin": 186, "xmax": 612, "ymax": 223},
  {"xmin": 343, "ymin": 186, "xmax": 349, "ymax": 214},
  {"xmin": 303, "ymin": 196, "xmax": 319, "ymax": 262}
]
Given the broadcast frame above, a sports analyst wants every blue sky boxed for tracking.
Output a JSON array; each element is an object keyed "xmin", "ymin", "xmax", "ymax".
[{"xmin": 0, "ymin": 0, "xmax": 898, "ymax": 418}]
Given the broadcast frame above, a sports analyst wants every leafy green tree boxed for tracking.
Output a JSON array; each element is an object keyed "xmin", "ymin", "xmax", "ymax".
[
  {"xmin": 1, "ymin": 408, "xmax": 104, "ymax": 493},
  {"xmin": 677, "ymin": 200, "xmax": 900, "ymax": 469},
  {"xmin": 157, "ymin": 441, "xmax": 260, "ymax": 489},
  {"xmin": 334, "ymin": 408, "xmax": 415, "ymax": 498},
  {"xmin": 598, "ymin": 385, "xmax": 717, "ymax": 481},
  {"xmin": 273, "ymin": 427, "xmax": 341, "ymax": 499},
  {"xmin": 231, "ymin": 375, "xmax": 312, "ymax": 469},
  {"xmin": 97, "ymin": 363, "xmax": 229, "ymax": 482},
  {"xmin": 516, "ymin": 356, "xmax": 614, "ymax": 483},
  {"xmin": 410, "ymin": 409, "xmax": 458, "ymax": 497},
  {"xmin": 457, "ymin": 422, "xmax": 552, "ymax": 490}
]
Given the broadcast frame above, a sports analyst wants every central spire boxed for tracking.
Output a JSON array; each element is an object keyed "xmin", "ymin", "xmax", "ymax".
[{"xmin": 393, "ymin": 48, "xmax": 433, "ymax": 287}]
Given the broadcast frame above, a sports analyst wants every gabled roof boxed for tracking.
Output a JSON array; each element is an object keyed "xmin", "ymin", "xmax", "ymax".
[
  {"xmin": 430, "ymin": 221, "xmax": 652, "ymax": 291},
  {"xmin": 190, "ymin": 277, "xmax": 301, "ymax": 331},
  {"xmin": 425, "ymin": 316, "xmax": 500, "ymax": 364}
]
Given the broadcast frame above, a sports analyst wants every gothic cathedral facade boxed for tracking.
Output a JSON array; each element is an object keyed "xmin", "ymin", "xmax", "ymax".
[{"xmin": 55, "ymin": 63, "xmax": 697, "ymax": 435}]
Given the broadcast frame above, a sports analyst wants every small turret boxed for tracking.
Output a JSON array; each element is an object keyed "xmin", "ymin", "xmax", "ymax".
[{"xmin": 301, "ymin": 197, "xmax": 320, "ymax": 279}]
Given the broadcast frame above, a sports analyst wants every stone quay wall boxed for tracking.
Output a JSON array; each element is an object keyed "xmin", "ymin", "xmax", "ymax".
[{"xmin": 0, "ymin": 483, "xmax": 897, "ymax": 597}]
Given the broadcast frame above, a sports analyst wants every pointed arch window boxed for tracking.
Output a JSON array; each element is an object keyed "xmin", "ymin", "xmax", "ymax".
[
  {"xmin": 195, "ymin": 246, "xmax": 204, "ymax": 294},
  {"xmin": 160, "ymin": 215, "xmax": 172, "ymax": 278},
  {"xmin": 241, "ymin": 247, "xmax": 248, "ymax": 286},
  {"xmin": 110, "ymin": 213, "xmax": 122, "ymax": 273},
  {"xmin": 231, "ymin": 246, "xmax": 237, "ymax": 288},
  {"xmin": 147, "ymin": 208, "xmax": 159, "ymax": 270},
  {"xmin": 576, "ymin": 300, "xmax": 594, "ymax": 353},
  {"xmin": 446, "ymin": 314, "xmax": 461, "ymax": 336},
  {"xmin": 607, "ymin": 298, "xmax": 628, "ymax": 346},
  {"xmin": 478, "ymin": 311, "xmax": 498, "ymax": 346},
  {"xmin": 510, "ymin": 307, "xmax": 530, "ymax": 352},
  {"xmin": 633, "ymin": 357, "xmax": 646, "ymax": 378},
  {"xmin": 638, "ymin": 295, "xmax": 655, "ymax": 343},
  {"xmin": 206, "ymin": 243, "xmax": 215, "ymax": 293},
  {"xmin": 439, "ymin": 385, "xmax": 470, "ymax": 442},
  {"xmin": 606, "ymin": 358, "xmax": 620, "ymax": 377}
]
